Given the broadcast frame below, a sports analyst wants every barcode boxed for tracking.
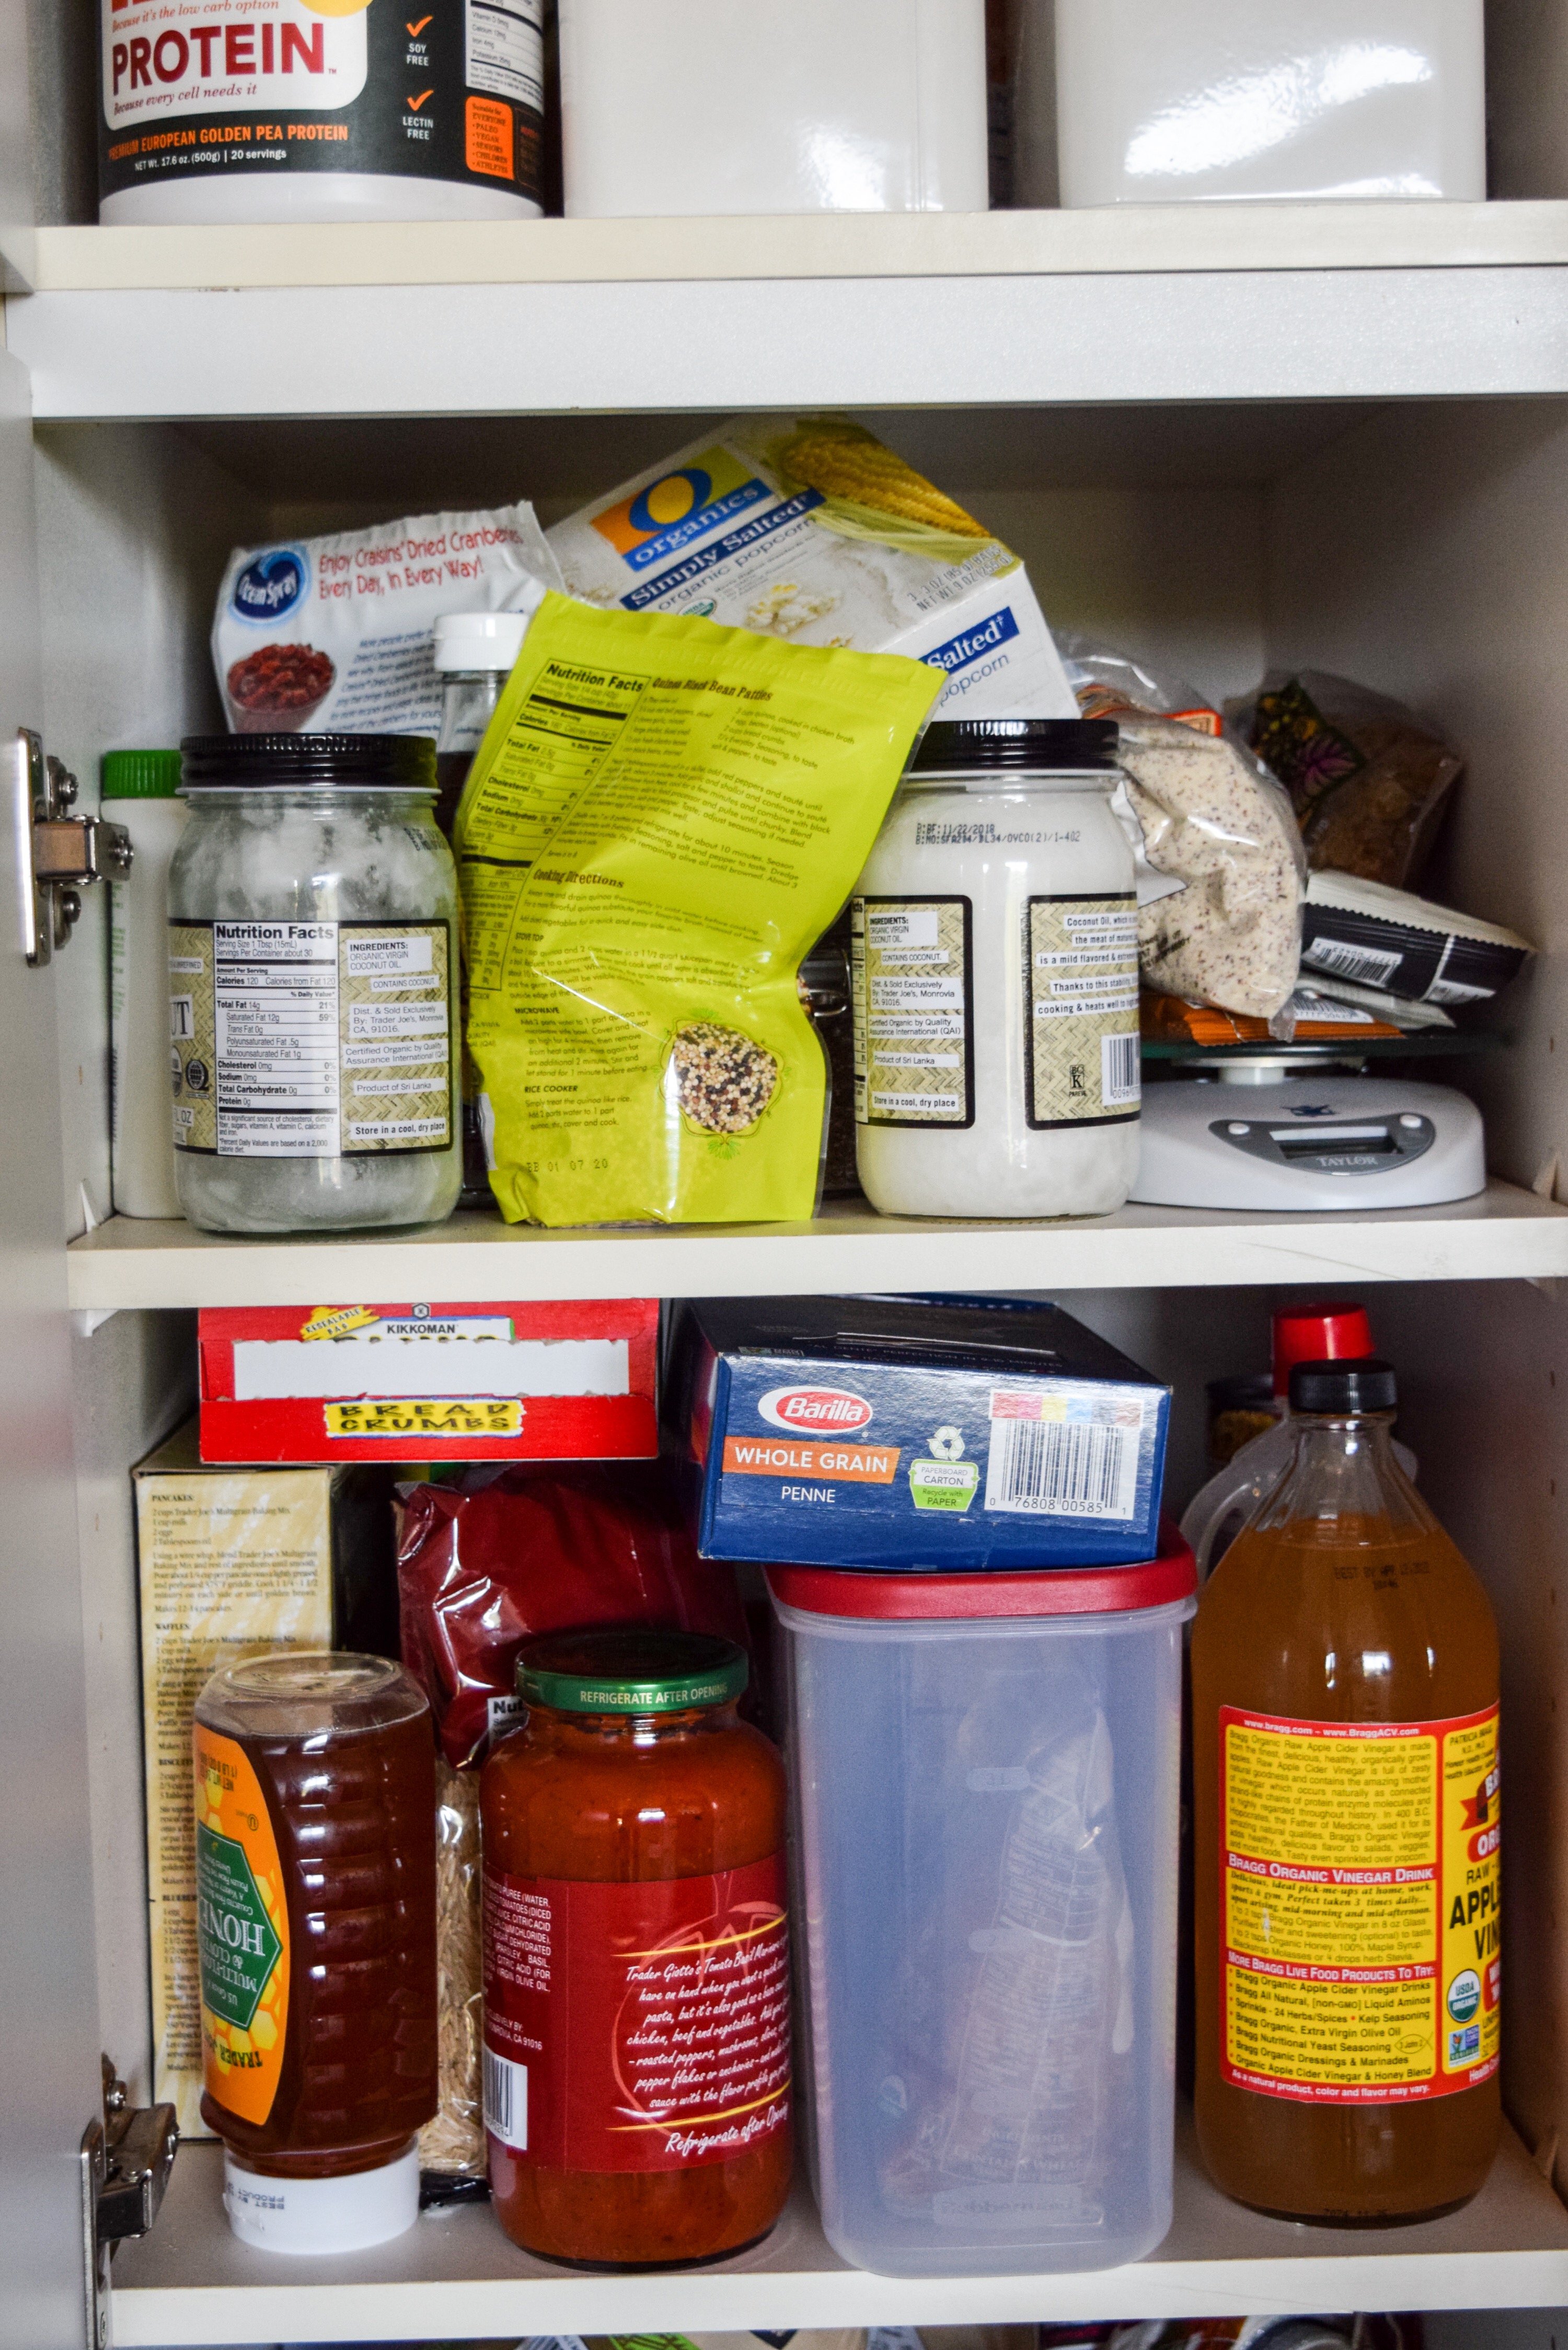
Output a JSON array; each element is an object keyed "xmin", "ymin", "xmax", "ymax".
[
  {"xmin": 1101, "ymin": 1031, "xmax": 1140, "ymax": 1109},
  {"xmin": 985, "ymin": 1416, "xmax": 1140, "ymax": 1520},
  {"xmin": 483, "ymin": 2045, "xmax": 527, "ymax": 2149},
  {"xmin": 1303, "ymin": 936, "xmax": 1404, "ymax": 987}
]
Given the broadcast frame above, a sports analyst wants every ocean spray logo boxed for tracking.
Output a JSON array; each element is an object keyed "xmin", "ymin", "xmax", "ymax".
[
  {"xmin": 923, "ymin": 606, "xmax": 1020, "ymax": 676},
  {"xmin": 592, "ymin": 447, "xmax": 770, "ymax": 573},
  {"xmin": 757, "ymin": 1386, "xmax": 874, "ymax": 1434},
  {"xmin": 232, "ymin": 546, "xmax": 309, "ymax": 626}
]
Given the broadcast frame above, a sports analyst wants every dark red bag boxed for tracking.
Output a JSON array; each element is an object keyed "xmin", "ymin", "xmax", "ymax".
[{"xmin": 397, "ymin": 1464, "xmax": 748, "ymax": 1769}]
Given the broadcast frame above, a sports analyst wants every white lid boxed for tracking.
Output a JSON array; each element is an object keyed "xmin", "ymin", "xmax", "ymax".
[
  {"xmin": 433, "ymin": 609, "xmax": 529, "ymax": 672},
  {"xmin": 223, "ymin": 2141, "xmax": 420, "ymax": 2254}
]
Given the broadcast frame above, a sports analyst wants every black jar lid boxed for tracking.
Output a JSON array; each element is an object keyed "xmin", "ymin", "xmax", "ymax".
[
  {"xmin": 1288, "ymin": 1356, "xmax": 1399, "ymax": 1414},
  {"xmin": 180, "ymin": 734, "xmax": 437, "ymax": 789},
  {"xmin": 907, "ymin": 718, "xmax": 1120, "ymax": 775}
]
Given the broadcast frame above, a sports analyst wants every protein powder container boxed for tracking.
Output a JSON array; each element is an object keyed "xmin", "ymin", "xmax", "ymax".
[
  {"xmin": 851, "ymin": 717, "xmax": 1140, "ymax": 1219},
  {"xmin": 100, "ymin": 0, "xmax": 544, "ymax": 225}
]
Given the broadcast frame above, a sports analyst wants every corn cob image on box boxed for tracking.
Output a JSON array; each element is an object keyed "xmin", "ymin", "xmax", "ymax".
[{"xmin": 548, "ymin": 416, "xmax": 1078, "ymax": 720}]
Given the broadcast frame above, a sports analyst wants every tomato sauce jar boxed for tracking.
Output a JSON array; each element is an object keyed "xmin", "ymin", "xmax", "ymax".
[{"xmin": 481, "ymin": 1628, "xmax": 792, "ymax": 2266}]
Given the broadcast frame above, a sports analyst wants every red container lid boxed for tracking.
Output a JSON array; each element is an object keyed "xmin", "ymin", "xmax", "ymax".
[
  {"xmin": 766, "ymin": 1519, "xmax": 1196, "ymax": 1622},
  {"xmin": 1271, "ymin": 1299, "xmax": 1374, "ymax": 1397}
]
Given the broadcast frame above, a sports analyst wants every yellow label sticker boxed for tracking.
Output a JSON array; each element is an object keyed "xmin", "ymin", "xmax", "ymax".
[
  {"xmin": 323, "ymin": 1397, "xmax": 524, "ymax": 1438},
  {"xmin": 193, "ymin": 1726, "xmax": 289, "ymax": 2128},
  {"xmin": 300, "ymin": 1306, "xmax": 379, "ymax": 1341},
  {"xmin": 1219, "ymin": 1705, "xmax": 1499, "ymax": 2104}
]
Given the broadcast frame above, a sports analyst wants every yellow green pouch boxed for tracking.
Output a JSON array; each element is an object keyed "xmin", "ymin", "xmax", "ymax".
[{"xmin": 455, "ymin": 593, "xmax": 942, "ymax": 1226}]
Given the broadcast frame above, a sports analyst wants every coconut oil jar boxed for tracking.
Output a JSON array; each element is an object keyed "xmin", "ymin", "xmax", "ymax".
[
  {"xmin": 852, "ymin": 718, "xmax": 1140, "ymax": 1219},
  {"xmin": 168, "ymin": 733, "xmax": 462, "ymax": 1234}
]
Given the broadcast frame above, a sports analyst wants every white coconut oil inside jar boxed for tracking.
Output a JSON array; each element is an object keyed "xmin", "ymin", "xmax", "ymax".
[
  {"xmin": 852, "ymin": 718, "xmax": 1140, "ymax": 1220},
  {"xmin": 168, "ymin": 733, "xmax": 462, "ymax": 1235}
]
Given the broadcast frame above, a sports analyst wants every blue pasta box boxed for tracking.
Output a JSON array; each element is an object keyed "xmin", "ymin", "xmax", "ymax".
[{"xmin": 668, "ymin": 1294, "xmax": 1170, "ymax": 1569}]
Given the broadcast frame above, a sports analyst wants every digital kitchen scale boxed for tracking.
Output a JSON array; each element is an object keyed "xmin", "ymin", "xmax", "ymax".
[{"xmin": 1131, "ymin": 1057, "xmax": 1486, "ymax": 1211}]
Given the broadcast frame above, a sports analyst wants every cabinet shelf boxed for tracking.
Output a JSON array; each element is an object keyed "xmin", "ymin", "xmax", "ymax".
[
  {"xmin": 111, "ymin": 2119, "xmax": 1568, "ymax": 2345},
  {"xmin": 65, "ymin": 1180, "xmax": 1568, "ymax": 1311},
  {"xmin": 15, "ymin": 203, "xmax": 1568, "ymax": 418}
]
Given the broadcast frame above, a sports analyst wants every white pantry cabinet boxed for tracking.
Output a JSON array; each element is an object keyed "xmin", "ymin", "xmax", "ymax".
[{"xmin": 13, "ymin": 6, "xmax": 1568, "ymax": 2346}]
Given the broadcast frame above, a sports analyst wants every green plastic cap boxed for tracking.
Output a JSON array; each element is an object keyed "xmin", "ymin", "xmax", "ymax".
[
  {"xmin": 516, "ymin": 1628, "xmax": 748, "ymax": 1717},
  {"xmin": 101, "ymin": 748, "xmax": 182, "ymax": 800}
]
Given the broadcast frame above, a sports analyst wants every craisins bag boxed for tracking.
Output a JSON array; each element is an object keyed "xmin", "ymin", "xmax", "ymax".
[{"xmin": 397, "ymin": 1464, "xmax": 748, "ymax": 1770}]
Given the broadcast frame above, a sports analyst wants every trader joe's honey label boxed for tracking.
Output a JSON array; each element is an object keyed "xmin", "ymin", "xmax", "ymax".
[{"xmin": 1219, "ymin": 1705, "xmax": 1500, "ymax": 2103}]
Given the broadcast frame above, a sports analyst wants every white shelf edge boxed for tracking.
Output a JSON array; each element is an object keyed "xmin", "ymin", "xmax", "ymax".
[
  {"xmin": 111, "ymin": 2124, "xmax": 1568, "ymax": 2344},
  {"xmin": 20, "ymin": 201, "xmax": 1568, "ymax": 294},
  {"xmin": 65, "ymin": 1181, "xmax": 1568, "ymax": 1311},
  {"xmin": 19, "ymin": 261, "xmax": 1568, "ymax": 420}
]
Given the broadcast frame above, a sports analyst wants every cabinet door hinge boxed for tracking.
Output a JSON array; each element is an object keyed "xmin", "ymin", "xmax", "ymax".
[
  {"xmin": 80, "ymin": 2057, "xmax": 178, "ymax": 2350},
  {"xmin": 14, "ymin": 729, "xmax": 133, "ymax": 967}
]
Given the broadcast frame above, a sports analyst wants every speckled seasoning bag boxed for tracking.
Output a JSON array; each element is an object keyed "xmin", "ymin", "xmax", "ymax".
[{"xmin": 455, "ymin": 593, "xmax": 943, "ymax": 1226}]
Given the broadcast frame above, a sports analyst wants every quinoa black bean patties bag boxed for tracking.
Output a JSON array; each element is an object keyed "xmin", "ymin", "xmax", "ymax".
[{"xmin": 455, "ymin": 593, "xmax": 943, "ymax": 1225}]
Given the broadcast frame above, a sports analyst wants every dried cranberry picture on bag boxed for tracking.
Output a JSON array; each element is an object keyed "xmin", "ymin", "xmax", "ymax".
[{"xmin": 225, "ymin": 643, "xmax": 336, "ymax": 732}]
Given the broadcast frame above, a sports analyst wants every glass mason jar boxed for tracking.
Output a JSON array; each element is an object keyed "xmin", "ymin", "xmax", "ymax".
[
  {"xmin": 852, "ymin": 717, "xmax": 1140, "ymax": 1219},
  {"xmin": 168, "ymin": 733, "xmax": 462, "ymax": 1234},
  {"xmin": 481, "ymin": 1628, "xmax": 793, "ymax": 2267}
]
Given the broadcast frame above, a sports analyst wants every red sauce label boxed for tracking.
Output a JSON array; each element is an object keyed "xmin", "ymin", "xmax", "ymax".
[{"xmin": 482, "ymin": 1856, "xmax": 791, "ymax": 2171}]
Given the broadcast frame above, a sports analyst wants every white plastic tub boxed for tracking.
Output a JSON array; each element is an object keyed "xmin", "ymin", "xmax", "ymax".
[
  {"xmin": 1051, "ymin": 0, "xmax": 1485, "ymax": 206},
  {"xmin": 769, "ymin": 1539, "xmax": 1195, "ymax": 2276},
  {"xmin": 559, "ymin": 0, "xmax": 989, "ymax": 217}
]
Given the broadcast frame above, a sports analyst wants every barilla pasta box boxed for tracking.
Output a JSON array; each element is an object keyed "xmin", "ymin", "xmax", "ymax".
[
  {"xmin": 199, "ymin": 1299, "xmax": 659, "ymax": 1463},
  {"xmin": 668, "ymin": 1295, "xmax": 1169, "ymax": 1569}
]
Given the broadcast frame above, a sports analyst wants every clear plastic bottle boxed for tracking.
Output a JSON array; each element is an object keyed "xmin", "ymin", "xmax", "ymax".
[
  {"xmin": 1193, "ymin": 1357, "xmax": 1501, "ymax": 2222},
  {"xmin": 936, "ymin": 1697, "xmax": 1132, "ymax": 2215},
  {"xmin": 1182, "ymin": 1301, "xmax": 1416, "ymax": 1578},
  {"xmin": 433, "ymin": 610, "xmax": 530, "ymax": 838}
]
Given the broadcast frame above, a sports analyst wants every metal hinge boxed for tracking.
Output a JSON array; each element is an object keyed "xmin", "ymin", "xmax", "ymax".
[
  {"xmin": 80, "ymin": 2058, "xmax": 178, "ymax": 2350},
  {"xmin": 13, "ymin": 729, "xmax": 133, "ymax": 966}
]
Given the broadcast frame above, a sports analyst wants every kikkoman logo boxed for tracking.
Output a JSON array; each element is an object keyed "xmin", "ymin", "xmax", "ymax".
[{"xmin": 756, "ymin": 1385, "xmax": 874, "ymax": 1434}]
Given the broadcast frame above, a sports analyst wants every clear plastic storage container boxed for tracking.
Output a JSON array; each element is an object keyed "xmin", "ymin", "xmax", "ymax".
[{"xmin": 769, "ymin": 1535, "xmax": 1195, "ymax": 2276}]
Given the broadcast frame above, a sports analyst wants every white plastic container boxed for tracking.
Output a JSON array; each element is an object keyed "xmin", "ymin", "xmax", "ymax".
[
  {"xmin": 769, "ymin": 1540, "xmax": 1195, "ymax": 2276},
  {"xmin": 852, "ymin": 718, "xmax": 1140, "ymax": 1219},
  {"xmin": 559, "ymin": 0, "xmax": 989, "ymax": 217},
  {"xmin": 1052, "ymin": 0, "xmax": 1486, "ymax": 206},
  {"xmin": 106, "ymin": 749, "xmax": 188, "ymax": 1219}
]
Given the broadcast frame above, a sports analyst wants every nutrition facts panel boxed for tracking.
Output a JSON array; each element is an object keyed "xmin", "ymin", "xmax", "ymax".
[{"xmin": 213, "ymin": 924, "xmax": 340, "ymax": 1157}]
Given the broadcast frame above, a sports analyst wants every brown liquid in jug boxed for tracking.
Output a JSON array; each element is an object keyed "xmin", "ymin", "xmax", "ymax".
[{"xmin": 1192, "ymin": 1369, "xmax": 1501, "ymax": 2223}]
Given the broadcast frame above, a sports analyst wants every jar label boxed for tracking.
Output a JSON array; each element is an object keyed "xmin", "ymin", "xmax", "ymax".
[
  {"xmin": 170, "ymin": 919, "xmax": 453, "ymax": 1158},
  {"xmin": 192, "ymin": 1725, "xmax": 289, "ymax": 2128},
  {"xmin": 851, "ymin": 896, "xmax": 974, "ymax": 1128},
  {"xmin": 1218, "ymin": 1703, "xmax": 1501, "ymax": 2103},
  {"xmin": 1024, "ymin": 894, "xmax": 1139, "ymax": 1128},
  {"xmin": 482, "ymin": 1855, "xmax": 791, "ymax": 2171},
  {"xmin": 100, "ymin": 0, "xmax": 543, "ymax": 212}
]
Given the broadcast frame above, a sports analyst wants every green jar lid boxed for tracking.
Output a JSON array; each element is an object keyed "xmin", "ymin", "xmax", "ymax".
[
  {"xmin": 101, "ymin": 748, "xmax": 182, "ymax": 799},
  {"xmin": 517, "ymin": 1628, "xmax": 748, "ymax": 1715}
]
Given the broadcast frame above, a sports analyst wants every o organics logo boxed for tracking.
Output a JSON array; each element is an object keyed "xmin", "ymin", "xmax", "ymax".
[
  {"xmin": 757, "ymin": 1385, "xmax": 873, "ymax": 1435},
  {"xmin": 233, "ymin": 546, "xmax": 308, "ymax": 625},
  {"xmin": 591, "ymin": 447, "xmax": 768, "ymax": 571}
]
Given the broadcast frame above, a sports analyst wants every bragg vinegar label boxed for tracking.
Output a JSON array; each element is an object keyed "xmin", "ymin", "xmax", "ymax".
[
  {"xmin": 1219, "ymin": 1705, "xmax": 1500, "ymax": 2103},
  {"xmin": 193, "ymin": 1727, "xmax": 290, "ymax": 2126}
]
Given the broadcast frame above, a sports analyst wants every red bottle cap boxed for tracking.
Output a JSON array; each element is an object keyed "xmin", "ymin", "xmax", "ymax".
[{"xmin": 1271, "ymin": 1300, "xmax": 1375, "ymax": 1396}]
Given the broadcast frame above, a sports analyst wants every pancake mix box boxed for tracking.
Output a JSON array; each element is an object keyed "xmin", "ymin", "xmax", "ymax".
[
  {"xmin": 668, "ymin": 1294, "xmax": 1169, "ymax": 1569},
  {"xmin": 199, "ymin": 1298, "xmax": 659, "ymax": 1462}
]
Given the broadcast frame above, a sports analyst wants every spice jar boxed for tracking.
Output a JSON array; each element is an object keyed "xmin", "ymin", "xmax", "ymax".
[
  {"xmin": 192, "ymin": 1653, "xmax": 439, "ymax": 2254},
  {"xmin": 481, "ymin": 1628, "xmax": 792, "ymax": 2266},
  {"xmin": 168, "ymin": 733, "xmax": 462, "ymax": 1234},
  {"xmin": 852, "ymin": 717, "xmax": 1140, "ymax": 1219}
]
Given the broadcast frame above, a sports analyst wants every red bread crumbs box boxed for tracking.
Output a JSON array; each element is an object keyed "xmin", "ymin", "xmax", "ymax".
[{"xmin": 198, "ymin": 1299, "xmax": 660, "ymax": 1463}]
